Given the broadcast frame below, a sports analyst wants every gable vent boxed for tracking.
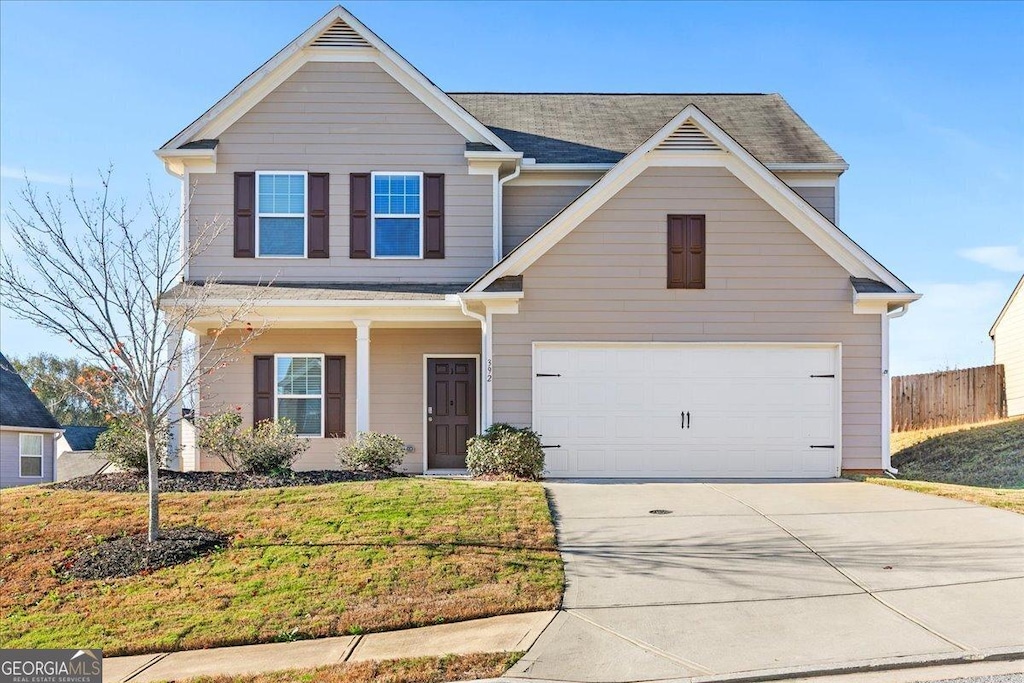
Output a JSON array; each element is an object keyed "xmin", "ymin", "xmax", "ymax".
[
  {"xmin": 656, "ymin": 121, "xmax": 721, "ymax": 152},
  {"xmin": 310, "ymin": 19, "xmax": 372, "ymax": 48}
]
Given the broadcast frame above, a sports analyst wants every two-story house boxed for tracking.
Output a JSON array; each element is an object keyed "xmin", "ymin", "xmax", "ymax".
[{"xmin": 159, "ymin": 6, "xmax": 920, "ymax": 479}]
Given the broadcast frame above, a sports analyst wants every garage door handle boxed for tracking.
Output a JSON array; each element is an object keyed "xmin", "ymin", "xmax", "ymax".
[{"xmin": 681, "ymin": 411, "xmax": 690, "ymax": 429}]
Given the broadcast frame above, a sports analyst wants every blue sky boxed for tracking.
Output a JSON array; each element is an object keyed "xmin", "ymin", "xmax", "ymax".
[{"xmin": 1, "ymin": 1, "xmax": 1021, "ymax": 374}]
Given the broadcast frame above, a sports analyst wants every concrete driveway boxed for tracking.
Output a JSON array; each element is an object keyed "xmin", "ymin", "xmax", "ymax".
[{"xmin": 507, "ymin": 480, "xmax": 1024, "ymax": 682}]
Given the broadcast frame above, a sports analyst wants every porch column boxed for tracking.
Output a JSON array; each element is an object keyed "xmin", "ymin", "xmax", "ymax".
[
  {"xmin": 354, "ymin": 319, "xmax": 371, "ymax": 433},
  {"xmin": 164, "ymin": 323, "xmax": 184, "ymax": 471}
]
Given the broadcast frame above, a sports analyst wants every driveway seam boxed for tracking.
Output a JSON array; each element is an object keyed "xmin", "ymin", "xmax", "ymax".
[
  {"xmin": 704, "ymin": 483, "xmax": 974, "ymax": 653},
  {"xmin": 567, "ymin": 610, "xmax": 715, "ymax": 675}
]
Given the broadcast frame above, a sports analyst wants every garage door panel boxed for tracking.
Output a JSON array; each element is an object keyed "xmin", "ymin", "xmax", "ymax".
[{"xmin": 534, "ymin": 343, "xmax": 841, "ymax": 479}]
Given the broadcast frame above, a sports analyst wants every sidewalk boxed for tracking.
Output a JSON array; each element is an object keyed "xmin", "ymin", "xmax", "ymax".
[{"xmin": 102, "ymin": 611, "xmax": 557, "ymax": 683}]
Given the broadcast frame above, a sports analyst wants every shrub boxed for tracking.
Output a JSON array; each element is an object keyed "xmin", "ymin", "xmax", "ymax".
[
  {"xmin": 195, "ymin": 410, "xmax": 245, "ymax": 471},
  {"xmin": 233, "ymin": 419, "xmax": 309, "ymax": 475},
  {"xmin": 95, "ymin": 417, "xmax": 168, "ymax": 473},
  {"xmin": 338, "ymin": 431, "xmax": 406, "ymax": 473},
  {"xmin": 466, "ymin": 423, "xmax": 544, "ymax": 480}
]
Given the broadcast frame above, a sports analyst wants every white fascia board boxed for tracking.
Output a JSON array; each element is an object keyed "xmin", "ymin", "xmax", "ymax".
[
  {"xmin": 766, "ymin": 162, "xmax": 850, "ymax": 173},
  {"xmin": 853, "ymin": 292, "xmax": 922, "ymax": 315},
  {"xmin": 470, "ymin": 104, "xmax": 913, "ymax": 294},
  {"xmin": 0, "ymin": 425, "xmax": 62, "ymax": 435},
  {"xmin": 160, "ymin": 6, "xmax": 513, "ymax": 153},
  {"xmin": 464, "ymin": 151, "xmax": 522, "ymax": 161},
  {"xmin": 163, "ymin": 297, "xmax": 462, "ymax": 310}
]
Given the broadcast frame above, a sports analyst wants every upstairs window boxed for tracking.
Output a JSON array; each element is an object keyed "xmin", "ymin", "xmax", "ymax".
[
  {"xmin": 257, "ymin": 172, "xmax": 306, "ymax": 257},
  {"xmin": 275, "ymin": 354, "xmax": 323, "ymax": 437},
  {"xmin": 19, "ymin": 433, "xmax": 43, "ymax": 478},
  {"xmin": 372, "ymin": 172, "xmax": 422, "ymax": 258}
]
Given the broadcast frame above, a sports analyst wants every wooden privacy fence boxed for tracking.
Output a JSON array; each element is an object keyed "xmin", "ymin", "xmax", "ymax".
[{"xmin": 891, "ymin": 364, "xmax": 1007, "ymax": 432}]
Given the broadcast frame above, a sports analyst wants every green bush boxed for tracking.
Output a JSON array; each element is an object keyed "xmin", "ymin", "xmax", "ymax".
[
  {"xmin": 95, "ymin": 417, "xmax": 168, "ymax": 473},
  {"xmin": 338, "ymin": 431, "xmax": 406, "ymax": 473},
  {"xmin": 194, "ymin": 410, "xmax": 244, "ymax": 471},
  {"xmin": 466, "ymin": 423, "xmax": 544, "ymax": 480},
  {"xmin": 234, "ymin": 419, "xmax": 309, "ymax": 475}
]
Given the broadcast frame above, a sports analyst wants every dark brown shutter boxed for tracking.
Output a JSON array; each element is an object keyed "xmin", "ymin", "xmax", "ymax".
[
  {"xmin": 253, "ymin": 355, "xmax": 274, "ymax": 425},
  {"xmin": 234, "ymin": 172, "xmax": 256, "ymax": 258},
  {"xmin": 307, "ymin": 172, "xmax": 329, "ymax": 258},
  {"xmin": 350, "ymin": 173, "xmax": 371, "ymax": 259},
  {"xmin": 667, "ymin": 214, "xmax": 706, "ymax": 289},
  {"xmin": 325, "ymin": 356, "xmax": 346, "ymax": 437},
  {"xmin": 423, "ymin": 173, "xmax": 445, "ymax": 259}
]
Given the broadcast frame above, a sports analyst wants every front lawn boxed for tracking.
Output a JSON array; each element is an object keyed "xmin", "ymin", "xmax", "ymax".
[
  {"xmin": 889, "ymin": 417, "xmax": 1024, "ymax": 488},
  {"xmin": 182, "ymin": 652, "xmax": 523, "ymax": 683},
  {"xmin": 859, "ymin": 476, "xmax": 1024, "ymax": 514},
  {"xmin": 0, "ymin": 479, "xmax": 562, "ymax": 655}
]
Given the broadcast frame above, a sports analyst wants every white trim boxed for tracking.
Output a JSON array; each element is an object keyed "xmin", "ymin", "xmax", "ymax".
[
  {"xmin": 422, "ymin": 354, "xmax": 482, "ymax": 474},
  {"xmin": 370, "ymin": 171, "xmax": 424, "ymax": 259},
  {"xmin": 765, "ymin": 162, "xmax": 850, "ymax": 172},
  {"xmin": 520, "ymin": 162, "xmax": 615, "ymax": 172},
  {"xmin": 272, "ymin": 353, "xmax": 326, "ymax": 438},
  {"xmin": 354, "ymin": 320, "xmax": 371, "ymax": 433},
  {"xmin": 19, "ymin": 432, "xmax": 45, "ymax": 479},
  {"xmin": 464, "ymin": 151, "xmax": 523, "ymax": 162},
  {"xmin": 990, "ymin": 274, "xmax": 1024, "ymax": 338},
  {"xmin": 531, "ymin": 341, "xmax": 843, "ymax": 478},
  {"xmin": 469, "ymin": 105, "xmax": 912, "ymax": 295},
  {"xmin": 159, "ymin": 7, "xmax": 512, "ymax": 155},
  {"xmin": 0, "ymin": 425, "xmax": 62, "ymax": 434},
  {"xmin": 853, "ymin": 291, "xmax": 922, "ymax": 314},
  {"xmin": 256, "ymin": 171, "xmax": 308, "ymax": 259},
  {"xmin": 881, "ymin": 313, "xmax": 894, "ymax": 473}
]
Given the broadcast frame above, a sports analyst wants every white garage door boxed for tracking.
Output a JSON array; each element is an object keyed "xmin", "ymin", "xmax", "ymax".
[{"xmin": 533, "ymin": 343, "xmax": 841, "ymax": 479}]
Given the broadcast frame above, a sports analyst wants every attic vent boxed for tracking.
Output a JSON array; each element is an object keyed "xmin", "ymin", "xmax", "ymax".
[
  {"xmin": 310, "ymin": 19, "xmax": 372, "ymax": 48},
  {"xmin": 656, "ymin": 121, "xmax": 721, "ymax": 152}
]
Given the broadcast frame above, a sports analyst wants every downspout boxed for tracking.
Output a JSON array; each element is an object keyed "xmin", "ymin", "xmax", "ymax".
[
  {"xmin": 459, "ymin": 297, "xmax": 492, "ymax": 431},
  {"xmin": 882, "ymin": 304, "xmax": 909, "ymax": 475},
  {"xmin": 494, "ymin": 163, "xmax": 521, "ymax": 264}
]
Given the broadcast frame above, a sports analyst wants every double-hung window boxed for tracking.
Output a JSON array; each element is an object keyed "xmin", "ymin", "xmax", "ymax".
[
  {"xmin": 372, "ymin": 172, "xmax": 422, "ymax": 258},
  {"xmin": 19, "ymin": 433, "xmax": 43, "ymax": 478},
  {"xmin": 257, "ymin": 172, "xmax": 306, "ymax": 257},
  {"xmin": 275, "ymin": 354, "xmax": 324, "ymax": 437}
]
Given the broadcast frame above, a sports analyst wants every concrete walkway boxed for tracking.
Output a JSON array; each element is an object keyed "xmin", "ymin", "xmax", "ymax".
[
  {"xmin": 506, "ymin": 480, "xmax": 1024, "ymax": 682},
  {"xmin": 102, "ymin": 610, "xmax": 556, "ymax": 682}
]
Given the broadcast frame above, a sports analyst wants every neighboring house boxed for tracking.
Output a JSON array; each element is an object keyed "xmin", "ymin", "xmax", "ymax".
[
  {"xmin": 990, "ymin": 274, "xmax": 1024, "ymax": 417},
  {"xmin": 55, "ymin": 426, "xmax": 110, "ymax": 481},
  {"xmin": 158, "ymin": 6, "xmax": 920, "ymax": 478},
  {"xmin": 0, "ymin": 352, "xmax": 62, "ymax": 487}
]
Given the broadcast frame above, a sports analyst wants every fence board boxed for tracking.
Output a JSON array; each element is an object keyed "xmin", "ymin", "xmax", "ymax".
[{"xmin": 891, "ymin": 364, "xmax": 1007, "ymax": 432}]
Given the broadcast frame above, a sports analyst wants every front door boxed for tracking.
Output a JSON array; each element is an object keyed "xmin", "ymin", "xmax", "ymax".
[{"xmin": 427, "ymin": 357, "xmax": 477, "ymax": 469}]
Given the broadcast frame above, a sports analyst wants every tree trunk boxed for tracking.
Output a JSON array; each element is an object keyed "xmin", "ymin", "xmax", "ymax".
[{"xmin": 146, "ymin": 428, "xmax": 160, "ymax": 542}]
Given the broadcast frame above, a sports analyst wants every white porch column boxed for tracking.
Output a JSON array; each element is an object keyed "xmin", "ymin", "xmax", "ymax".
[
  {"xmin": 164, "ymin": 324, "xmax": 184, "ymax": 471},
  {"xmin": 354, "ymin": 319, "xmax": 371, "ymax": 433}
]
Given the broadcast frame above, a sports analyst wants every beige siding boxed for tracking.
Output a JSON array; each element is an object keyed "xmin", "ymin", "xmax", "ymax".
[
  {"xmin": 491, "ymin": 166, "xmax": 884, "ymax": 471},
  {"xmin": 502, "ymin": 185, "xmax": 587, "ymax": 256},
  {"xmin": 193, "ymin": 327, "xmax": 479, "ymax": 473},
  {"xmin": 993, "ymin": 290, "xmax": 1024, "ymax": 416},
  {"xmin": 188, "ymin": 61, "xmax": 492, "ymax": 283},
  {"xmin": 793, "ymin": 186, "xmax": 836, "ymax": 222}
]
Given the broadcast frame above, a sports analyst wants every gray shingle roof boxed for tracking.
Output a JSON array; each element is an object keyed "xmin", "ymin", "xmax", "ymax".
[
  {"xmin": 449, "ymin": 93, "xmax": 845, "ymax": 166},
  {"xmin": 165, "ymin": 281, "xmax": 471, "ymax": 301},
  {"xmin": 62, "ymin": 425, "xmax": 106, "ymax": 451},
  {"xmin": 0, "ymin": 352, "xmax": 62, "ymax": 430},
  {"xmin": 850, "ymin": 277, "xmax": 897, "ymax": 294},
  {"xmin": 179, "ymin": 139, "xmax": 219, "ymax": 150}
]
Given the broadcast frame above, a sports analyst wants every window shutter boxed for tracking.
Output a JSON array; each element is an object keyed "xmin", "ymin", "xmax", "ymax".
[
  {"xmin": 234, "ymin": 172, "xmax": 256, "ymax": 258},
  {"xmin": 307, "ymin": 172, "xmax": 330, "ymax": 258},
  {"xmin": 325, "ymin": 356, "xmax": 346, "ymax": 437},
  {"xmin": 350, "ymin": 173, "xmax": 371, "ymax": 259},
  {"xmin": 423, "ymin": 173, "xmax": 445, "ymax": 259},
  {"xmin": 253, "ymin": 355, "xmax": 274, "ymax": 425},
  {"xmin": 668, "ymin": 214, "xmax": 705, "ymax": 289}
]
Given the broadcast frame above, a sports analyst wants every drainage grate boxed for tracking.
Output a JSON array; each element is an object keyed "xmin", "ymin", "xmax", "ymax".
[{"xmin": 649, "ymin": 509, "xmax": 672, "ymax": 515}]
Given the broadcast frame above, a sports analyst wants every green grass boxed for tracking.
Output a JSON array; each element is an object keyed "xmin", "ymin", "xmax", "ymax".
[
  {"xmin": 856, "ymin": 476, "xmax": 1024, "ymax": 513},
  {"xmin": 0, "ymin": 479, "xmax": 562, "ymax": 655},
  {"xmin": 890, "ymin": 417, "xmax": 1024, "ymax": 488}
]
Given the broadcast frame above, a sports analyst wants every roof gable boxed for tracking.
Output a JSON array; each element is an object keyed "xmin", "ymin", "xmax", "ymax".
[
  {"xmin": 469, "ymin": 105, "xmax": 913, "ymax": 295},
  {"xmin": 990, "ymin": 274, "xmax": 1024, "ymax": 338},
  {"xmin": 159, "ymin": 6, "xmax": 511, "ymax": 155},
  {"xmin": 0, "ymin": 352, "xmax": 62, "ymax": 430}
]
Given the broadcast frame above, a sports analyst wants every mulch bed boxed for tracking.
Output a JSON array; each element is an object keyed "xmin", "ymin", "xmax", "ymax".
[
  {"xmin": 58, "ymin": 526, "xmax": 230, "ymax": 580},
  {"xmin": 51, "ymin": 469, "xmax": 396, "ymax": 494}
]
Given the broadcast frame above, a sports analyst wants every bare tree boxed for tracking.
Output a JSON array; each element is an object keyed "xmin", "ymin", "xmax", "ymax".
[{"xmin": 1, "ymin": 169, "xmax": 263, "ymax": 541}]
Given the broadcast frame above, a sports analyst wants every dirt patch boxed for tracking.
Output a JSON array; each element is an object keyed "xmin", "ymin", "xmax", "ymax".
[
  {"xmin": 59, "ymin": 526, "xmax": 229, "ymax": 580},
  {"xmin": 51, "ymin": 469, "xmax": 397, "ymax": 493}
]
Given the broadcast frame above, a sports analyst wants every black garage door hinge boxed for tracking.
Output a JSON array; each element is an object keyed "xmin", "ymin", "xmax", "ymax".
[
  {"xmin": 541, "ymin": 444, "xmax": 562, "ymax": 449},
  {"xmin": 810, "ymin": 445, "xmax": 836, "ymax": 449},
  {"xmin": 810, "ymin": 374, "xmax": 836, "ymax": 378},
  {"xmin": 535, "ymin": 373, "xmax": 562, "ymax": 377}
]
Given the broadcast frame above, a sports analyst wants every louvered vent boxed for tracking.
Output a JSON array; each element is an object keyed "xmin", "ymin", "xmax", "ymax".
[
  {"xmin": 656, "ymin": 121, "xmax": 721, "ymax": 152},
  {"xmin": 310, "ymin": 19, "xmax": 372, "ymax": 48}
]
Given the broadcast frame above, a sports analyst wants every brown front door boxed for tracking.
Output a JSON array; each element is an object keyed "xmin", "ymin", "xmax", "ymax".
[{"xmin": 427, "ymin": 358, "xmax": 477, "ymax": 469}]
